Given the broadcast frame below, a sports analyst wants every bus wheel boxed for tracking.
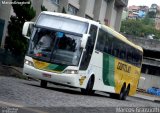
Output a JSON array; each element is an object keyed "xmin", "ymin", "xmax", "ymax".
[
  {"xmin": 40, "ymin": 80, "xmax": 47, "ymax": 88},
  {"xmin": 122, "ymin": 85, "xmax": 130, "ymax": 100},
  {"xmin": 81, "ymin": 76, "xmax": 95, "ymax": 95},
  {"xmin": 119, "ymin": 84, "xmax": 127, "ymax": 100}
]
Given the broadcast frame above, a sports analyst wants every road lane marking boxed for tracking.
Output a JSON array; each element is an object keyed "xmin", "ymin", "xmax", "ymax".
[
  {"xmin": 0, "ymin": 100, "xmax": 23, "ymax": 107},
  {"xmin": 0, "ymin": 101, "xmax": 49, "ymax": 113}
]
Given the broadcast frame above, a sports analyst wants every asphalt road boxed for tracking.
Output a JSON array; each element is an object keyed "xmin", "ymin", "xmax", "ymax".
[{"xmin": 0, "ymin": 76, "xmax": 159, "ymax": 113}]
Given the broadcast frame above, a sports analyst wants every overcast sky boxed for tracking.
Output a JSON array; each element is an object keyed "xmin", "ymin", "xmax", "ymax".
[{"xmin": 128, "ymin": 0, "xmax": 160, "ymax": 7}]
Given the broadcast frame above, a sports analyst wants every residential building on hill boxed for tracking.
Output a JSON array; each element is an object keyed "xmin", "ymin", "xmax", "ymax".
[
  {"xmin": 155, "ymin": 6, "xmax": 160, "ymax": 30},
  {"xmin": 128, "ymin": 5, "xmax": 149, "ymax": 19}
]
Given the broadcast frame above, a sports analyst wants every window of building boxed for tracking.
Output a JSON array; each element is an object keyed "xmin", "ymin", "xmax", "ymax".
[
  {"xmin": 68, "ymin": 4, "xmax": 78, "ymax": 15},
  {"xmin": 51, "ymin": 0, "xmax": 59, "ymax": 5}
]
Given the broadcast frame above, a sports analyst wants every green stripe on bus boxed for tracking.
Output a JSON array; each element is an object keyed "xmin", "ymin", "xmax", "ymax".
[
  {"xmin": 44, "ymin": 64, "xmax": 67, "ymax": 72},
  {"xmin": 103, "ymin": 53, "xmax": 115, "ymax": 86}
]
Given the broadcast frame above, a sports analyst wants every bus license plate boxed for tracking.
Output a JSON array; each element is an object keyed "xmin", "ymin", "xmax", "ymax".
[{"xmin": 42, "ymin": 73, "xmax": 51, "ymax": 78}]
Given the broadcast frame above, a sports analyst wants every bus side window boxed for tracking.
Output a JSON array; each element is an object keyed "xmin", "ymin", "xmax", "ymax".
[
  {"xmin": 111, "ymin": 38, "xmax": 119, "ymax": 57},
  {"xmin": 135, "ymin": 50, "xmax": 143, "ymax": 67},
  {"xmin": 96, "ymin": 29, "xmax": 105, "ymax": 52},
  {"xmin": 104, "ymin": 37, "xmax": 109, "ymax": 53},
  {"xmin": 139, "ymin": 52, "xmax": 143, "ymax": 67},
  {"xmin": 105, "ymin": 33, "xmax": 113, "ymax": 54},
  {"xmin": 127, "ymin": 47, "xmax": 133, "ymax": 64},
  {"xmin": 80, "ymin": 25, "xmax": 97, "ymax": 70},
  {"xmin": 119, "ymin": 42, "xmax": 126, "ymax": 60},
  {"xmin": 132, "ymin": 49, "xmax": 137, "ymax": 66}
]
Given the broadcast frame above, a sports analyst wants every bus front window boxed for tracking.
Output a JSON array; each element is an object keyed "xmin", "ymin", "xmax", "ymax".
[
  {"xmin": 28, "ymin": 27, "xmax": 82, "ymax": 66},
  {"xmin": 51, "ymin": 32, "xmax": 82, "ymax": 66}
]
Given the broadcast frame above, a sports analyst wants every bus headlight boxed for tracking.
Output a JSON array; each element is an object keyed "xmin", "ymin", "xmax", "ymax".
[
  {"xmin": 63, "ymin": 70, "xmax": 78, "ymax": 74},
  {"xmin": 24, "ymin": 59, "xmax": 34, "ymax": 67}
]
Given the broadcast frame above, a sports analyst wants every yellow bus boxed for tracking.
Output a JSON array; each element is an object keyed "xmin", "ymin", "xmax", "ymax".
[{"xmin": 22, "ymin": 11, "xmax": 143, "ymax": 100}]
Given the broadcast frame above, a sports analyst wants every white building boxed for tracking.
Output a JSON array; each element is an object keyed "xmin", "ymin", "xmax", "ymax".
[{"xmin": 0, "ymin": 0, "xmax": 12, "ymax": 48}]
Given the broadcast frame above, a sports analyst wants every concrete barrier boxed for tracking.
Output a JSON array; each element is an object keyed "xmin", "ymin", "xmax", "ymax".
[{"xmin": 138, "ymin": 73, "xmax": 160, "ymax": 90}]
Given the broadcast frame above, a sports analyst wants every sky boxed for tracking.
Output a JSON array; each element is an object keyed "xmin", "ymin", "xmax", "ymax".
[{"xmin": 128, "ymin": 0, "xmax": 160, "ymax": 7}]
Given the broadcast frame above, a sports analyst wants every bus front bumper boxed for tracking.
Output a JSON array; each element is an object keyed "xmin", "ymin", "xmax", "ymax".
[{"xmin": 23, "ymin": 64, "xmax": 84, "ymax": 88}]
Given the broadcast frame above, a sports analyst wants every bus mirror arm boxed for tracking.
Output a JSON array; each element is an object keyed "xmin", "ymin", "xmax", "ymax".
[
  {"xmin": 140, "ymin": 77, "xmax": 145, "ymax": 81},
  {"xmin": 83, "ymin": 48, "xmax": 86, "ymax": 52},
  {"xmin": 22, "ymin": 22, "xmax": 34, "ymax": 39},
  {"xmin": 81, "ymin": 34, "xmax": 90, "ymax": 49}
]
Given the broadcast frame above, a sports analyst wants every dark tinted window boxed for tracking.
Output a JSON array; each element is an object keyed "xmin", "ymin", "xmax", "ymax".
[
  {"xmin": 96, "ymin": 28, "xmax": 143, "ymax": 67},
  {"xmin": 127, "ymin": 47, "xmax": 133, "ymax": 63},
  {"xmin": 119, "ymin": 42, "xmax": 126, "ymax": 60},
  {"xmin": 96, "ymin": 29, "xmax": 105, "ymax": 51},
  {"xmin": 112, "ymin": 39, "xmax": 120, "ymax": 57},
  {"xmin": 96, "ymin": 29, "xmax": 113, "ymax": 53},
  {"xmin": 80, "ymin": 25, "xmax": 98, "ymax": 70}
]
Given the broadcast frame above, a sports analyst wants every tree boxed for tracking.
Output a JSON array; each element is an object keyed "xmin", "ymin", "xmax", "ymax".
[
  {"xmin": 141, "ymin": 15, "xmax": 155, "ymax": 26},
  {"xmin": 5, "ymin": 0, "xmax": 36, "ymax": 55},
  {"xmin": 148, "ymin": 11, "xmax": 156, "ymax": 18},
  {"xmin": 41, "ymin": 5, "xmax": 47, "ymax": 11},
  {"xmin": 121, "ymin": 19, "xmax": 160, "ymax": 39},
  {"xmin": 62, "ymin": 7, "xmax": 66, "ymax": 14}
]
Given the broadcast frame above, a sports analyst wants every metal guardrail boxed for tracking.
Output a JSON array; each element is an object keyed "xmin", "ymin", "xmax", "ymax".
[
  {"xmin": 143, "ymin": 58, "xmax": 160, "ymax": 67},
  {"xmin": 126, "ymin": 36, "xmax": 160, "ymax": 52}
]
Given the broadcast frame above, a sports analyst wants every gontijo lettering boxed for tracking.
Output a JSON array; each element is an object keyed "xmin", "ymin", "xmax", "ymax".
[{"xmin": 117, "ymin": 62, "xmax": 131, "ymax": 73}]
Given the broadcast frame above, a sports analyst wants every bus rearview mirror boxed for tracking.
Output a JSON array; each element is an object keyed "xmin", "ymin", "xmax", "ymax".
[
  {"xmin": 81, "ymin": 34, "xmax": 90, "ymax": 49},
  {"xmin": 22, "ymin": 22, "xmax": 34, "ymax": 39}
]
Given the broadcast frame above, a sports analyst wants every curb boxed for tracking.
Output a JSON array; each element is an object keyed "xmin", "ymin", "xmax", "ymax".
[
  {"xmin": 154, "ymin": 100, "xmax": 160, "ymax": 103},
  {"xmin": 133, "ymin": 93, "xmax": 160, "ymax": 103},
  {"xmin": 0, "ymin": 64, "xmax": 28, "ymax": 79},
  {"xmin": 0, "ymin": 64, "xmax": 22, "ymax": 74},
  {"xmin": 132, "ymin": 96, "xmax": 153, "ymax": 102}
]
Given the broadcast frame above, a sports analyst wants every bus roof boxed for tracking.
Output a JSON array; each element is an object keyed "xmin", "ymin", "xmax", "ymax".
[
  {"xmin": 41, "ymin": 11, "xmax": 100, "ymax": 26},
  {"xmin": 101, "ymin": 25, "xmax": 143, "ymax": 52}
]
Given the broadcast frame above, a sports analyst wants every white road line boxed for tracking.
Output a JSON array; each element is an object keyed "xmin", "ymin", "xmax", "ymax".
[
  {"xmin": 0, "ymin": 101, "xmax": 49, "ymax": 113},
  {"xmin": 0, "ymin": 100, "xmax": 23, "ymax": 107}
]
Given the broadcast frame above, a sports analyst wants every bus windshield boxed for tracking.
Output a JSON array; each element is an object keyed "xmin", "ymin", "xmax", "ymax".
[{"xmin": 28, "ymin": 27, "xmax": 83, "ymax": 66}]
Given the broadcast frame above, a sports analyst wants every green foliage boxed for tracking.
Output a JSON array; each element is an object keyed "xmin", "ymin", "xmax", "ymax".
[
  {"xmin": 121, "ymin": 19, "xmax": 160, "ymax": 39},
  {"xmin": 147, "ymin": 11, "xmax": 156, "ymax": 18},
  {"xmin": 141, "ymin": 16, "xmax": 155, "ymax": 26},
  {"xmin": 5, "ymin": 0, "xmax": 36, "ymax": 55},
  {"xmin": 41, "ymin": 5, "xmax": 47, "ymax": 11}
]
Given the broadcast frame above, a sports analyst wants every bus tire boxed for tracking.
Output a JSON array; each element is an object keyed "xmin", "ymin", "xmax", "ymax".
[
  {"xmin": 122, "ymin": 85, "xmax": 130, "ymax": 100},
  {"xmin": 81, "ymin": 76, "xmax": 95, "ymax": 95},
  {"xmin": 119, "ymin": 84, "xmax": 127, "ymax": 100},
  {"xmin": 110, "ymin": 84, "xmax": 127, "ymax": 100},
  {"xmin": 40, "ymin": 80, "xmax": 47, "ymax": 88}
]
